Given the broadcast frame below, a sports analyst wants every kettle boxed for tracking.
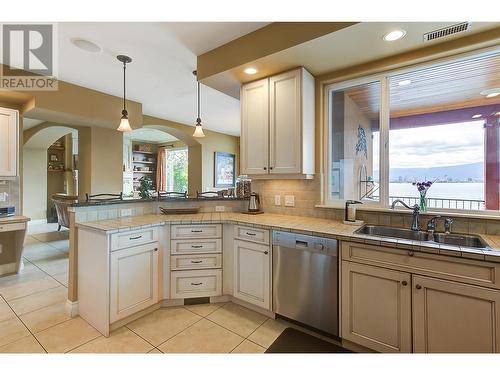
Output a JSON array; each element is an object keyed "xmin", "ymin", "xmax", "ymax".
[{"xmin": 248, "ymin": 192, "xmax": 260, "ymax": 212}]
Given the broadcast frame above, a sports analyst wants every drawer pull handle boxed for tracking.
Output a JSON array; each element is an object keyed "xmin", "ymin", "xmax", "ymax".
[
  {"xmin": 245, "ymin": 232, "xmax": 256, "ymax": 236},
  {"xmin": 191, "ymin": 245, "xmax": 203, "ymax": 248},
  {"xmin": 191, "ymin": 230, "xmax": 203, "ymax": 233},
  {"xmin": 416, "ymin": 284, "xmax": 422, "ymax": 290},
  {"xmin": 401, "ymin": 280, "xmax": 408, "ymax": 286},
  {"xmin": 129, "ymin": 235, "xmax": 143, "ymax": 240},
  {"xmin": 191, "ymin": 282, "xmax": 203, "ymax": 286},
  {"xmin": 190, "ymin": 260, "xmax": 203, "ymax": 264},
  {"xmin": 408, "ymin": 250, "xmax": 414, "ymax": 256}
]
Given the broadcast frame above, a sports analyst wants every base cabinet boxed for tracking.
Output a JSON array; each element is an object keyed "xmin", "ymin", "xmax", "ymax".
[
  {"xmin": 341, "ymin": 261, "xmax": 412, "ymax": 353},
  {"xmin": 110, "ymin": 244, "xmax": 159, "ymax": 323},
  {"xmin": 233, "ymin": 239, "xmax": 271, "ymax": 310},
  {"xmin": 412, "ymin": 275, "xmax": 500, "ymax": 353}
]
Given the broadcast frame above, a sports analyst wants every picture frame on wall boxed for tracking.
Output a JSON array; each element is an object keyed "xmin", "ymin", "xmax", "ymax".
[{"xmin": 214, "ymin": 152, "xmax": 235, "ymax": 188}]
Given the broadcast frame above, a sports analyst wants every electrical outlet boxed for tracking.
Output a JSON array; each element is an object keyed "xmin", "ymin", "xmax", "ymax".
[
  {"xmin": 0, "ymin": 192, "xmax": 7, "ymax": 202},
  {"xmin": 274, "ymin": 195, "xmax": 281, "ymax": 206},
  {"xmin": 120, "ymin": 208, "xmax": 133, "ymax": 217},
  {"xmin": 284, "ymin": 195, "xmax": 295, "ymax": 207},
  {"xmin": 215, "ymin": 206, "xmax": 225, "ymax": 212}
]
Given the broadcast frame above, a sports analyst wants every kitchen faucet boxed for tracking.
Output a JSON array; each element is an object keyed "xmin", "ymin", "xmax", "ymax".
[
  {"xmin": 391, "ymin": 199, "xmax": 420, "ymax": 231},
  {"xmin": 427, "ymin": 215, "xmax": 454, "ymax": 235}
]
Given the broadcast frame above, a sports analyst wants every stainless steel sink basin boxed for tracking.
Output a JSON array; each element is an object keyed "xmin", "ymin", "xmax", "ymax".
[
  {"xmin": 354, "ymin": 225, "xmax": 490, "ymax": 250},
  {"xmin": 432, "ymin": 232, "xmax": 489, "ymax": 249},
  {"xmin": 354, "ymin": 225, "xmax": 428, "ymax": 241}
]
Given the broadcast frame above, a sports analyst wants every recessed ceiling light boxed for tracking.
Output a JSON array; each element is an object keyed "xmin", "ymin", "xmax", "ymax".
[
  {"xmin": 472, "ymin": 114, "xmax": 482, "ymax": 119},
  {"xmin": 71, "ymin": 38, "xmax": 101, "ymax": 53},
  {"xmin": 383, "ymin": 30, "xmax": 406, "ymax": 42},
  {"xmin": 244, "ymin": 67, "xmax": 257, "ymax": 75},
  {"xmin": 398, "ymin": 79, "xmax": 412, "ymax": 86},
  {"xmin": 480, "ymin": 88, "xmax": 500, "ymax": 97}
]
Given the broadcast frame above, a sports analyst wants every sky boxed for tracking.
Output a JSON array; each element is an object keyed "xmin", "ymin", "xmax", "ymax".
[{"xmin": 372, "ymin": 120, "xmax": 485, "ymax": 170}]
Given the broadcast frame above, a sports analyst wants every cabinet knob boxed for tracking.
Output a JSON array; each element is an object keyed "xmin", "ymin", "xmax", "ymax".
[
  {"xmin": 401, "ymin": 280, "xmax": 408, "ymax": 286},
  {"xmin": 264, "ymin": 251, "xmax": 269, "ymax": 255},
  {"xmin": 154, "ymin": 248, "xmax": 158, "ymax": 252},
  {"xmin": 416, "ymin": 284, "xmax": 422, "ymax": 290},
  {"xmin": 269, "ymin": 166, "xmax": 273, "ymax": 170}
]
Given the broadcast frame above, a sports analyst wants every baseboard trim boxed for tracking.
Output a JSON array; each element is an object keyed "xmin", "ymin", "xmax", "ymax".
[
  {"xmin": 65, "ymin": 300, "xmax": 79, "ymax": 317},
  {"xmin": 229, "ymin": 296, "xmax": 275, "ymax": 318}
]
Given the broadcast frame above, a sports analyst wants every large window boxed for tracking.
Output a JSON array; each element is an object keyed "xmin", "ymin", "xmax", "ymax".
[
  {"xmin": 166, "ymin": 147, "xmax": 188, "ymax": 192},
  {"xmin": 326, "ymin": 50, "xmax": 500, "ymax": 212}
]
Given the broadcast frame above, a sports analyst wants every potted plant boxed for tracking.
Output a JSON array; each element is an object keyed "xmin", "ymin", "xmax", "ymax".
[{"xmin": 138, "ymin": 176, "xmax": 153, "ymax": 199}]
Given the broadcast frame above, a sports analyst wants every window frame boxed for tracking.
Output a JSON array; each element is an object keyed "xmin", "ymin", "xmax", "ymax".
[
  {"xmin": 321, "ymin": 46, "xmax": 500, "ymax": 215},
  {"xmin": 165, "ymin": 146, "xmax": 188, "ymax": 193}
]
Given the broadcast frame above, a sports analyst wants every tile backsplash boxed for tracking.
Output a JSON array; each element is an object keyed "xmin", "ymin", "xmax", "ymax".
[{"xmin": 0, "ymin": 177, "xmax": 20, "ymax": 214}]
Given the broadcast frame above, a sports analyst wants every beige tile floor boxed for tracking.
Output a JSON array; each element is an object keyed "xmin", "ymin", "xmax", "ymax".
[
  {"xmin": 0, "ymin": 222, "xmax": 293, "ymax": 354},
  {"xmin": 2, "ymin": 222, "xmax": 346, "ymax": 353}
]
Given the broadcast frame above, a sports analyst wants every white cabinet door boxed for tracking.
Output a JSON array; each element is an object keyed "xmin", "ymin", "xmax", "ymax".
[
  {"xmin": 233, "ymin": 239, "xmax": 271, "ymax": 310},
  {"xmin": 341, "ymin": 261, "xmax": 412, "ymax": 353},
  {"xmin": 0, "ymin": 108, "xmax": 18, "ymax": 177},
  {"xmin": 240, "ymin": 78, "xmax": 269, "ymax": 175},
  {"xmin": 110, "ymin": 243, "xmax": 159, "ymax": 323},
  {"xmin": 413, "ymin": 275, "xmax": 500, "ymax": 353},
  {"xmin": 269, "ymin": 69, "xmax": 301, "ymax": 174}
]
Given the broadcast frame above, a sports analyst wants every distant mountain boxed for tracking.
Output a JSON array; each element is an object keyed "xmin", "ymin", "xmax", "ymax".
[{"xmin": 381, "ymin": 162, "xmax": 484, "ymax": 182}]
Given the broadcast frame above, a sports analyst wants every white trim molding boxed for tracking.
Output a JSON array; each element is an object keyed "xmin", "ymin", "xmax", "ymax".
[{"xmin": 65, "ymin": 299, "xmax": 79, "ymax": 318}]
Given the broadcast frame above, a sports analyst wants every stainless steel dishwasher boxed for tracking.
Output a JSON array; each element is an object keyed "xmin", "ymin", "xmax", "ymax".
[{"xmin": 272, "ymin": 231, "xmax": 338, "ymax": 337}]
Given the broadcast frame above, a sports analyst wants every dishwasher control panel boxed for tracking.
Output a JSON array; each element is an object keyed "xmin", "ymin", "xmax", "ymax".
[{"xmin": 272, "ymin": 231, "xmax": 337, "ymax": 257}]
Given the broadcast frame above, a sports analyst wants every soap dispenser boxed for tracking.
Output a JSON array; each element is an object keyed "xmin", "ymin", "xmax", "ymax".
[{"xmin": 344, "ymin": 200, "xmax": 363, "ymax": 224}]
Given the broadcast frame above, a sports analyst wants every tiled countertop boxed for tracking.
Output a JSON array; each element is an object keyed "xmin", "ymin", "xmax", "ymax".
[
  {"xmin": 0, "ymin": 215, "xmax": 30, "ymax": 224},
  {"xmin": 76, "ymin": 212, "xmax": 500, "ymax": 263}
]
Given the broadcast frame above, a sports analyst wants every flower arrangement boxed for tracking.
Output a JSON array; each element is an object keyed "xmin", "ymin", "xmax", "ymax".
[{"xmin": 412, "ymin": 180, "xmax": 433, "ymax": 212}]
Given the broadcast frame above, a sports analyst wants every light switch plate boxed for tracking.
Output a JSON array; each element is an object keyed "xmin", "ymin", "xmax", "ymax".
[
  {"xmin": 274, "ymin": 195, "xmax": 281, "ymax": 206},
  {"xmin": 215, "ymin": 206, "xmax": 225, "ymax": 212},
  {"xmin": 120, "ymin": 208, "xmax": 133, "ymax": 217},
  {"xmin": 284, "ymin": 195, "xmax": 295, "ymax": 207}
]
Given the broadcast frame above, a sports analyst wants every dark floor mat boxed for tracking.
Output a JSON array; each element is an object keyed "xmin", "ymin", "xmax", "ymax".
[{"xmin": 266, "ymin": 327, "xmax": 353, "ymax": 353}]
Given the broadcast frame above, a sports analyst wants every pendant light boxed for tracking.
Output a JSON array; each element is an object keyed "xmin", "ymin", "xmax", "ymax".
[
  {"xmin": 116, "ymin": 55, "xmax": 133, "ymax": 132},
  {"xmin": 192, "ymin": 70, "xmax": 206, "ymax": 138}
]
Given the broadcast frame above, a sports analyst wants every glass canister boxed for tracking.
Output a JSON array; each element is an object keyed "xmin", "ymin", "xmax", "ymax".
[{"xmin": 236, "ymin": 175, "xmax": 252, "ymax": 198}]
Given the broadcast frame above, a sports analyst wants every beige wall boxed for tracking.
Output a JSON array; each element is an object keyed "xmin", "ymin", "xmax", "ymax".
[
  {"xmin": 22, "ymin": 147, "xmax": 47, "ymax": 220},
  {"xmin": 89, "ymin": 127, "xmax": 123, "ymax": 196},
  {"xmin": 200, "ymin": 132, "xmax": 239, "ymax": 191}
]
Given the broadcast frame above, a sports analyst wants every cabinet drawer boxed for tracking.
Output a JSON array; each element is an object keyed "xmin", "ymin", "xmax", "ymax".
[
  {"xmin": 171, "ymin": 254, "xmax": 222, "ymax": 271},
  {"xmin": 110, "ymin": 227, "xmax": 158, "ymax": 251},
  {"xmin": 171, "ymin": 224, "xmax": 222, "ymax": 239},
  {"xmin": 234, "ymin": 225, "xmax": 270, "ymax": 244},
  {"xmin": 170, "ymin": 239, "xmax": 222, "ymax": 255},
  {"xmin": 170, "ymin": 269, "xmax": 222, "ymax": 299},
  {"xmin": 341, "ymin": 241, "xmax": 500, "ymax": 290},
  {"xmin": 0, "ymin": 222, "xmax": 26, "ymax": 232}
]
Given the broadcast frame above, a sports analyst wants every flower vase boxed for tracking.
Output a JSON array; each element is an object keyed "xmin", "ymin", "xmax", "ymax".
[{"xmin": 419, "ymin": 192, "xmax": 428, "ymax": 212}]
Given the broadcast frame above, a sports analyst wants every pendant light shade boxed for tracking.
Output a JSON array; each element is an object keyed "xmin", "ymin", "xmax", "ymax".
[
  {"xmin": 193, "ymin": 71, "xmax": 205, "ymax": 138},
  {"xmin": 117, "ymin": 55, "xmax": 133, "ymax": 132}
]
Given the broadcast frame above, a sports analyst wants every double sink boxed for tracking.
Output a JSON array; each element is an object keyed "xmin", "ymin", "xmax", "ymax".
[{"xmin": 355, "ymin": 225, "xmax": 490, "ymax": 250}]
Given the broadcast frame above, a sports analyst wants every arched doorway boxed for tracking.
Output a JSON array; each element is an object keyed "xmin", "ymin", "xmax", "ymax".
[{"xmin": 23, "ymin": 124, "xmax": 78, "ymax": 223}]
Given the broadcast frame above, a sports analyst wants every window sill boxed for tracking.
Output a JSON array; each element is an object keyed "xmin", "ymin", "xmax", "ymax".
[{"xmin": 315, "ymin": 204, "xmax": 500, "ymax": 221}]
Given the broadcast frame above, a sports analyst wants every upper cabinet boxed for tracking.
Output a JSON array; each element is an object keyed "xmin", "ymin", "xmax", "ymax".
[
  {"xmin": 0, "ymin": 107, "xmax": 19, "ymax": 177},
  {"xmin": 240, "ymin": 67, "xmax": 315, "ymax": 178}
]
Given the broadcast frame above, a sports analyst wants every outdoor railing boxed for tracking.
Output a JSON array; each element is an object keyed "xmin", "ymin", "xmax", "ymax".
[{"xmin": 384, "ymin": 195, "xmax": 485, "ymax": 211}]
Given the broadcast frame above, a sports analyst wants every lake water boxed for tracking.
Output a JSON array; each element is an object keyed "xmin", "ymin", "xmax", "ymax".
[{"xmin": 389, "ymin": 182, "xmax": 484, "ymax": 201}]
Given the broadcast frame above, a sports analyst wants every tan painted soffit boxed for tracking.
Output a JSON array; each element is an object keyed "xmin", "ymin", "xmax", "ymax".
[{"xmin": 196, "ymin": 22, "xmax": 358, "ymax": 80}]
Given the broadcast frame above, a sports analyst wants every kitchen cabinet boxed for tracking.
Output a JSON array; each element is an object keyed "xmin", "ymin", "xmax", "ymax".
[
  {"xmin": 341, "ymin": 261, "xmax": 412, "ymax": 353},
  {"xmin": 0, "ymin": 107, "xmax": 19, "ymax": 177},
  {"xmin": 341, "ymin": 241, "xmax": 500, "ymax": 353},
  {"xmin": 110, "ymin": 243, "xmax": 159, "ymax": 323},
  {"xmin": 240, "ymin": 67, "xmax": 314, "ymax": 178},
  {"xmin": 240, "ymin": 78, "xmax": 269, "ymax": 175},
  {"xmin": 412, "ymin": 275, "xmax": 500, "ymax": 353},
  {"xmin": 233, "ymin": 238, "xmax": 271, "ymax": 310}
]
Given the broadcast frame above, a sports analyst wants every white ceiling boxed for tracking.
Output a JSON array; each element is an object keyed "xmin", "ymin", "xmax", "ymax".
[
  {"xmin": 54, "ymin": 23, "xmax": 269, "ymax": 136},
  {"xmin": 125, "ymin": 128, "xmax": 178, "ymax": 144}
]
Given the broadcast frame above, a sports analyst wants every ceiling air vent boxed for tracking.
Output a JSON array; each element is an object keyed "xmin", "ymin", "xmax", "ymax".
[{"xmin": 423, "ymin": 22, "xmax": 471, "ymax": 42}]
